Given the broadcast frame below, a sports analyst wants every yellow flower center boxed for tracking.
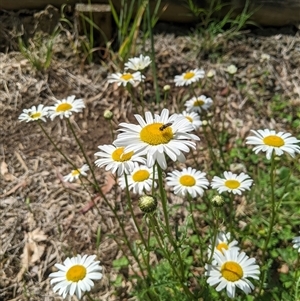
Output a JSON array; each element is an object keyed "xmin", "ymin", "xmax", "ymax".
[
  {"xmin": 71, "ymin": 169, "xmax": 80, "ymax": 176},
  {"xmin": 185, "ymin": 116, "xmax": 193, "ymax": 122},
  {"xmin": 221, "ymin": 261, "xmax": 243, "ymax": 282},
  {"xmin": 112, "ymin": 147, "xmax": 134, "ymax": 162},
  {"xmin": 30, "ymin": 112, "xmax": 42, "ymax": 119},
  {"xmin": 56, "ymin": 103, "xmax": 72, "ymax": 112},
  {"xmin": 179, "ymin": 175, "xmax": 196, "ymax": 187},
  {"xmin": 183, "ymin": 72, "xmax": 195, "ymax": 80},
  {"xmin": 193, "ymin": 99, "xmax": 204, "ymax": 107},
  {"xmin": 140, "ymin": 123, "xmax": 173, "ymax": 145},
  {"xmin": 216, "ymin": 242, "xmax": 229, "ymax": 253},
  {"xmin": 121, "ymin": 73, "xmax": 133, "ymax": 81},
  {"xmin": 66, "ymin": 264, "xmax": 86, "ymax": 282},
  {"xmin": 132, "ymin": 169, "xmax": 150, "ymax": 182},
  {"xmin": 263, "ymin": 135, "xmax": 284, "ymax": 147},
  {"xmin": 225, "ymin": 180, "xmax": 240, "ymax": 189}
]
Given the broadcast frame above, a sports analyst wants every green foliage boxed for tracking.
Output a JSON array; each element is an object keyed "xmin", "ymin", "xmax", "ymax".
[
  {"xmin": 133, "ymin": 259, "xmax": 191, "ymax": 301},
  {"xmin": 187, "ymin": 0, "xmax": 258, "ymax": 57},
  {"xmin": 18, "ymin": 30, "xmax": 58, "ymax": 71}
]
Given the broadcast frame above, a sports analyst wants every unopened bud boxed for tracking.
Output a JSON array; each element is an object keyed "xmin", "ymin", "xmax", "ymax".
[
  {"xmin": 211, "ymin": 195, "xmax": 224, "ymax": 207},
  {"xmin": 138, "ymin": 195, "xmax": 157, "ymax": 213},
  {"xmin": 104, "ymin": 109, "xmax": 113, "ymax": 120},
  {"xmin": 163, "ymin": 85, "xmax": 170, "ymax": 92}
]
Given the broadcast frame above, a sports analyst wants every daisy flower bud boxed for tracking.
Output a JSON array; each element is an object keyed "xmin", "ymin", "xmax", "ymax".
[{"xmin": 138, "ymin": 195, "xmax": 158, "ymax": 213}]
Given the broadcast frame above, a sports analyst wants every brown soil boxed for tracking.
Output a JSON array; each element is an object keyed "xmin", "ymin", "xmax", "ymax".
[{"xmin": 1, "ymin": 6, "xmax": 300, "ymax": 301}]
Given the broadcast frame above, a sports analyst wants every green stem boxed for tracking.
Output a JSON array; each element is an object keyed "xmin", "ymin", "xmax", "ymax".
[
  {"xmin": 127, "ymin": 84, "xmax": 139, "ymax": 114},
  {"xmin": 66, "ymin": 118, "xmax": 99, "ymax": 190},
  {"xmin": 157, "ymin": 164, "xmax": 171, "ymax": 236},
  {"xmin": 258, "ymin": 152, "xmax": 277, "ymax": 295},
  {"xmin": 38, "ymin": 121, "xmax": 76, "ymax": 170},
  {"xmin": 206, "ymin": 121, "xmax": 228, "ymax": 170},
  {"xmin": 123, "ymin": 174, "xmax": 154, "ymax": 281},
  {"xmin": 228, "ymin": 193, "xmax": 235, "ymax": 235},
  {"xmin": 187, "ymin": 194, "xmax": 205, "ymax": 265},
  {"xmin": 148, "ymin": 214, "xmax": 196, "ymax": 299}
]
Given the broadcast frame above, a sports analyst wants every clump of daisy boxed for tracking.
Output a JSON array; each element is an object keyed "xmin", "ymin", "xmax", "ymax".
[
  {"xmin": 174, "ymin": 68, "xmax": 205, "ymax": 86},
  {"xmin": 94, "ymin": 144, "xmax": 146, "ymax": 176},
  {"xmin": 205, "ymin": 249, "xmax": 260, "ymax": 298},
  {"xmin": 107, "ymin": 71, "xmax": 145, "ymax": 87},
  {"xmin": 113, "ymin": 109, "xmax": 199, "ymax": 170},
  {"xmin": 181, "ymin": 111, "xmax": 202, "ymax": 130},
  {"xmin": 292, "ymin": 233, "xmax": 300, "ymax": 253},
  {"xmin": 119, "ymin": 163, "xmax": 158, "ymax": 195},
  {"xmin": 166, "ymin": 167, "xmax": 209, "ymax": 198},
  {"xmin": 49, "ymin": 254, "xmax": 103, "ymax": 299},
  {"xmin": 208, "ymin": 232, "xmax": 240, "ymax": 258},
  {"xmin": 184, "ymin": 95, "xmax": 213, "ymax": 113},
  {"xmin": 124, "ymin": 54, "xmax": 151, "ymax": 71},
  {"xmin": 103, "ymin": 109, "xmax": 113, "ymax": 120},
  {"xmin": 246, "ymin": 129, "xmax": 300, "ymax": 160},
  {"xmin": 211, "ymin": 171, "xmax": 253, "ymax": 195},
  {"xmin": 226, "ymin": 64, "xmax": 238, "ymax": 75},
  {"xmin": 18, "ymin": 104, "xmax": 49, "ymax": 122},
  {"xmin": 48, "ymin": 95, "xmax": 85, "ymax": 120},
  {"xmin": 63, "ymin": 164, "xmax": 89, "ymax": 182}
]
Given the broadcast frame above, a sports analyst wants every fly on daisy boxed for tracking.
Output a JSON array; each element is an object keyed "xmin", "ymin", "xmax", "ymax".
[
  {"xmin": 94, "ymin": 144, "xmax": 146, "ymax": 176},
  {"xmin": 113, "ymin": 109, "xmax": 199, "ymax": 170},
  {"xmin": 63, "ymin": 164, "xmax": 89, "ymax": 182},
  {"xmin": 205, "ymin": 249, "xmax": 260, "ymax": 298},
  {"xmin": 107, "ymin": 71, "xmax": 145, "ymax": 87},
  {"xmin": 184, "ymin": 95, "xmax": 213, "ymax": 113},
  {"xmin": 211, "ymin": 171, "xmax": 253, "ymax": 195},
  {"xmin": 48, "ymin": 95, "xmax": 85, "ymax": 120},
  {"xmin": 174, "ymin": 68, "xmax": 205, "ymax": 86},
  {"xmin": 49, "ymin": 254, "xmax": 103, "ymax": 299},
  {"xmin": 18, "ymin": 104, "xmax": 49, "ymax": 122},
  {"xmin": 246, "ymin": 129, "xmax": 300, "ymax": 160},
  {"xmin": 118, "ymin": 163, "xmax": 158, "ymax": 195},
  {"xmin": 166, "ymin": 167, "xmax": 209, "ymax": 198}
]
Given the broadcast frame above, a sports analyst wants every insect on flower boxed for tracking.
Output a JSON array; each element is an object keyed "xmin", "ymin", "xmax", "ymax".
[{"xmin": 159, "ymin": 122, "xmax": 173, "ymax": 131}]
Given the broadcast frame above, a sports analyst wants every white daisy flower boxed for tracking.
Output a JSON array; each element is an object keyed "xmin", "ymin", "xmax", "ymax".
[
  {"xmin": 181, "ymin": 111, "xmax": 202, "ymax": 130},
  {"xmin": 211, "ymin": 171, "xmax": 253, "ymax": 195},
  {"xmin": 107, "ymin": 71, "xmax": 145, "ymax": 87},
  {"xmin": 63, "ymin": 164, "xmax": 89, "ymax": 182},
  {"xmin": 205, "ymin": 249, "xmax": 260, "ymax": 299},
  {"xmin": 292, "ymin": 233, "xmax": 300, "ymax": 253},
  {"xmin": 49, "ymin": 254, "xmax": 103, "ymax": 299},
  {"xmin": 18, "ymin": 104, "xmax": 49, "ymax": 122},
  {"xmin": 113, "ymin": 109, "xmax": 200, "ymax": 170},
  {"xmin": 119, "ymin": 163, "xmax": 158, "ymax": 195},
  {"xmin": 184, "ymin": 95, "xmax": 213, "ymax": 113},
  {"xmin": 124, "ymin": 54, "xmax": 151, "ymax": 71},
  {"xmin": 48, "ymin": 95, "xmax": 85, "ymax": 120},
  {"xmin": 174, "ymin": 68, "xmax": 205, "ymax": 86},
  {"xmin": 208, "ymin": 232, "xmax": 240, "ymax": 258},
  {"xmin": 94, "ymin": 144, "xmax": 146, "ymax": 176},
  {"xmin": 246, "ymin": 129, "xmax": 300, "ymax": 160},
  {"xmin": 166, "ymin": 167, "xmax": 209, "ymax": 198}
]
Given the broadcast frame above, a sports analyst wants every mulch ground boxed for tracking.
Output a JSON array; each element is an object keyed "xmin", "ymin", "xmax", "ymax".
[{"xmin": 0, "ymin": 6, "xmax": 300, "ymax": 301}]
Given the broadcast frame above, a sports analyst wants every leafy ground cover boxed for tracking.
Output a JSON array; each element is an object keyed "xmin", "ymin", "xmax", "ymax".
[{"xmin": 0, "ymin": 5, "xmax": 300, "ymax": 301}]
